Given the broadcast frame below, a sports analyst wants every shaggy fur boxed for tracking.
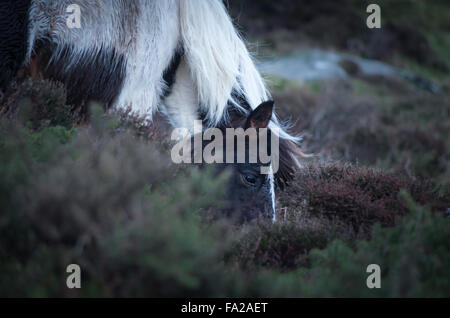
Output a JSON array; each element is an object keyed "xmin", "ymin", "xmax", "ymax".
[
  {"xmin": 0, "ymin": 0, "xmax": 302, "ymax": 190},
  {"xmin": 27, "ymin": 0, "xmax": 180, "ymax": 115}
]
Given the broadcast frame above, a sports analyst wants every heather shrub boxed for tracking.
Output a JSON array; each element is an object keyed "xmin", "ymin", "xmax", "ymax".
[
  {"xmin": 228, "ymin": 163, "xmax": 447, "ymax": 273},
  {"xmin": 271, "ymin": 77, "xmax": 450, "ymax": 192},
  {"xmin": 0, "ymin": 119, "xmax": 76, "ymax": 262},
  {"xmin": 0, "ymin": 114, "xmax": 239, "ymax": 297},
  {"xmin": 0, "ymin": 77, "xmax": 448, "ymax": 297},
  {"xmin": 2, "ymin": 79, "xmax": 77, "ymax": 128},
  {"xmin": 1, "ymin": 124, "xmax": 449, "ymax": 297},
  {"xmin": 227, "ymin": 221, "xmax": 332, "ymax": 270},
  {"xmin": 279, "ymin": 163, "xmax": 447, "ymax": 238},
  {"xmin": 293, "ymin": 194, "xmax": 450, "ymax": 297}
]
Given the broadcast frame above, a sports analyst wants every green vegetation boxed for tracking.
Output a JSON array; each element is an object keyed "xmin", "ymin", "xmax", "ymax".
[
  {"xmin": 0, "ymin": 1, "xmax": 449, "ymax": 297},
  {"xmin": 273, "ymin": 74, "xmax": 450, "ymax": 192},
  {"xmin": 348, "ymin": 0, "xmax": 450, "ymax": 86},
  {"xmin": 294, "ymin": 195, "xmax": 450, "ymax": 297},
  {"xmin": 0, "ymin": 79, "xmax": 448, "ymax": 297}
]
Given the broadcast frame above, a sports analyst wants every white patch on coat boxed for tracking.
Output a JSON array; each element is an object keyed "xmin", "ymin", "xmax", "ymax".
[
  {"xmin": 28, "ymin": 0, "xmax": 179, "ymax": 117},
  {"xmin": 27, "ymin": 0, "xmax": 300, "ymax": 143},
  {"xmin": 162, "ymin": 58, "xmax": 199, "ymax": 133}
]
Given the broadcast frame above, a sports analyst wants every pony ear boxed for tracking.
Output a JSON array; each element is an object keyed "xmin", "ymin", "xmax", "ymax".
[{"xmin": 245, "ymin": 101, "xmax": 274, "ymax": 129}]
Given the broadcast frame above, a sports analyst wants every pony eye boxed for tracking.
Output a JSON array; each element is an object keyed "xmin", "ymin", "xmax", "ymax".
[{"xmin": 242, "ymin": 173, "xmax": 257, "ymax": 186}]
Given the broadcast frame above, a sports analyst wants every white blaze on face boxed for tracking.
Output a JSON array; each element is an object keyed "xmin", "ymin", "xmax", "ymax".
[{"xmin": 268, "ymin": 164, "xmax": 276, "ymax": 222}]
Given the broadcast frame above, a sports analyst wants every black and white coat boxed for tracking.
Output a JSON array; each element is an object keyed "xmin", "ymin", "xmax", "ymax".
[
  {"xmin": 1, "ymin": 0, "xmax": 281, "ymax": 128},
  {"xmin": 0, "ymin": 0, "xmax": 302, "ymax": 217}
]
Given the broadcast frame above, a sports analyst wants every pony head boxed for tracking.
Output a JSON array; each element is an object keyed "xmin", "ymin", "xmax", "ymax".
[
  {"xmin": 219, "ymin": 100, "xmax": 275, "ymax": 222},
  {"xmin": 187, "ymin": 100, "xmax": 301, "ymax": 223}
]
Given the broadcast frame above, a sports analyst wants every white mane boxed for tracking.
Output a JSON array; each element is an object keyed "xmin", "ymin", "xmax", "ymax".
[
  {"xmin": 178, "ymin": 0, "xmax": 299, "ymax": 143},
  {"xmin": 27, "ymin": 0, "xmax": 299, "ymax": 143},
  {"xmin": 179, "ymin": 0, "xmax": 269, "ymax": 124}
]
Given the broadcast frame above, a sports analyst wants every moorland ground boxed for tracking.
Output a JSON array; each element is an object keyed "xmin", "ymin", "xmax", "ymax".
[{"xmin": 0, "ymin": 0, "xmax": 449, "ymax": 297}]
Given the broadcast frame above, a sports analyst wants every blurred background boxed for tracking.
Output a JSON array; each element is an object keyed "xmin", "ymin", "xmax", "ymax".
[{"xmin": 229, "ymin": 0, "xmax": 450, "ymax": 191}]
